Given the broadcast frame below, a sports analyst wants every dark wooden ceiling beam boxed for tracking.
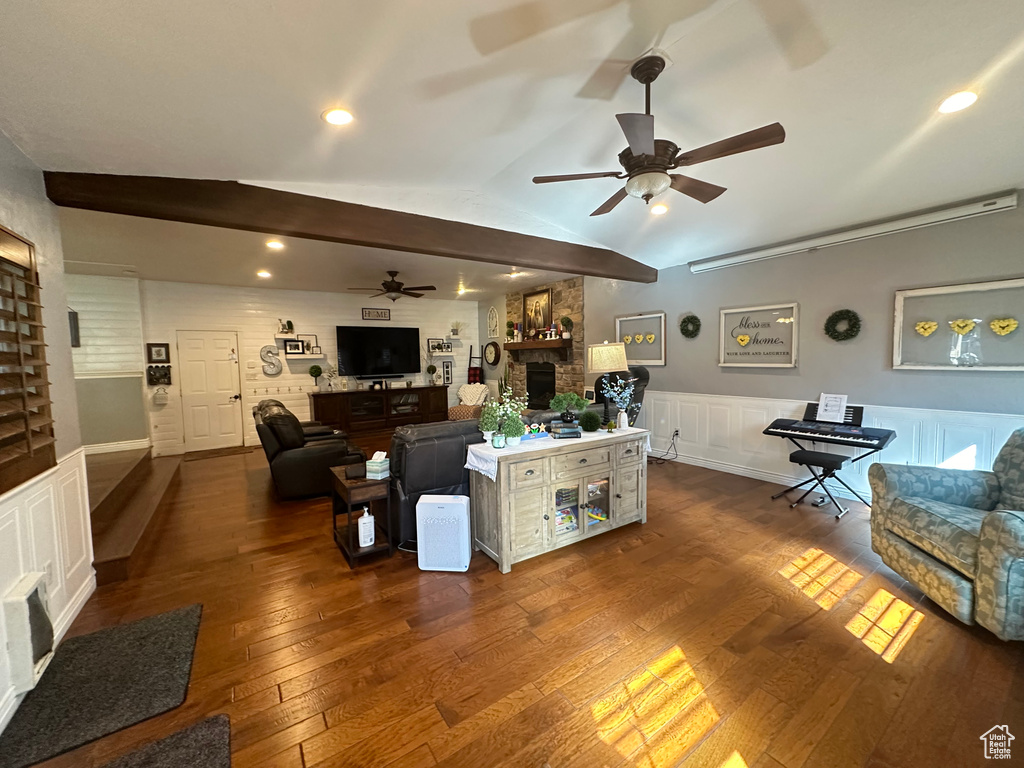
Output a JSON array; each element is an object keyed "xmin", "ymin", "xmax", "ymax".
[{"xmin": 43, "ymin": 173, "xmax": 657, "ymax": 283}]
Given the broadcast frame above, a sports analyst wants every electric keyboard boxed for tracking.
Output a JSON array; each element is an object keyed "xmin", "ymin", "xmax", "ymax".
[{"xmin": 763, "ymin": 419, "xmax": 896, "ymax": 451}]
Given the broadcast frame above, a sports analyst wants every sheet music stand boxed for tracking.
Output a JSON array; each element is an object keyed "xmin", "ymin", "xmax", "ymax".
[{"xmin": 771, "ymin": 402, "xmax": 871, "ymax": 519}]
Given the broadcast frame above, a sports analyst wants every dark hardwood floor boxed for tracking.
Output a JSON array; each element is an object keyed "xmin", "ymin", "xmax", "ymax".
[{"xmin": 42, "ymin": 452, "xmax": 1021, "ymax": 767}]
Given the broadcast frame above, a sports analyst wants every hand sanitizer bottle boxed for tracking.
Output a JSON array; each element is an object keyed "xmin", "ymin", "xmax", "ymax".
[{"xmin": 358, "ymin": 506, "xmax": 375, "ymax": 548}]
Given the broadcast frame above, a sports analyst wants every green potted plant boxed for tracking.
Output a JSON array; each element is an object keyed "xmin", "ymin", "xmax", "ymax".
[
  {"xmin": 426, "ymin": 363, "xmax": 438, "ymax": 383},
  {"xmin": 479, "ymin": 402, "xmax": 500, "ymax": 441},
  {"xmin": 501, "ymin": 414, "xmax": 526, "ymax": 447},
  {"xmin": 578, "ymin": 409, "xmax": 601, "ymax": 432},
  {"xmin": 506, "ymin": 320, "xmax": 515, "ymax": 340},
  {"xmin": 560, "ymin": 315, "xmax": 574, "ymax": 339},
  {"xmin": 308, "ymin": 364, "xmax": 323, "ymax": 392},
  {"xmin": 549, "ymin": 392, "xmax": 589, "ymax": 424}
]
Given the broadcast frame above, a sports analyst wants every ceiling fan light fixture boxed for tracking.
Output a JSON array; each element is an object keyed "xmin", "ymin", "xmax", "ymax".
[
  {"xmin": 385, "ymin": 291, "xmax": 403, "ymax": 302},
  {"xmin": 625, "ymin": 171, "xmax": 671, "ymax": 202}
]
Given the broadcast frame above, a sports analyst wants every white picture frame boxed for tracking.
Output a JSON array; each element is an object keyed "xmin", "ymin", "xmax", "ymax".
[
  {"xmin": 719, "ymin": 302, "xmax": 799, "ymax": 368},
  {"xmin": 487, "ymin": 306, "xmax": 500, "ymax": 338},
  {"xmin": 615, "ymin": 312, "xmax": 666, "ymax": 366},
  {"xmin": 893, "ymin": 276, "xmax": 1024, "ymax": 371}
]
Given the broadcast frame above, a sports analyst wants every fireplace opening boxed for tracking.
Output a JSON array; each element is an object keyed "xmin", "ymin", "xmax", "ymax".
[{"xmin": 525, "ymin": 362, "xmax": 556, "ymax": 411}]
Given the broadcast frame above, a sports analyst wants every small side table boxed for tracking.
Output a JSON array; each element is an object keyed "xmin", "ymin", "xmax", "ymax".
[{"xmin": 330, "ymin": 466, "xmax": 393, "ymax": 567}]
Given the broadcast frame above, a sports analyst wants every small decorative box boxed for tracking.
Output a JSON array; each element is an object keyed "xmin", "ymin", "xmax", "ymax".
[{"xmin": 366, "ymin": 458, "xmax": 390, "ymax": 480}]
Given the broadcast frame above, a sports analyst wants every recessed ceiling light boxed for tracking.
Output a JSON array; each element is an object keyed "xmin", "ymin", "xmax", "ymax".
[
  {"xmin": 650, "ymin": 204, "xmax": 668, "ymax": 216},
  {"xmin": 321, "ymin": 108, "xmax": 354, "ymax": 125},
  {"xmin": 506, "ymin": 269, "xmax": 523, "ymax": 278},
  {"xmin": 257, "ymin": 270, "xmax": 272, "ymax": 278},
  {"xmin": 266, "ymin": 239, "xmax": 284, "ymax": 250},
  {"xmin": 458, "ymin": 286, "xmax": 466, "ymax": 295},
  {"xmin": 938, "ymin": 91, "xmax": 978, "ymax": 114}
]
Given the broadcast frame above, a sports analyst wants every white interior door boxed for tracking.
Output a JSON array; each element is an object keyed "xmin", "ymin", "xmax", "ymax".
[{"xmin": 177, "ymin": 330, "xmax": 243, "ymax": 452}]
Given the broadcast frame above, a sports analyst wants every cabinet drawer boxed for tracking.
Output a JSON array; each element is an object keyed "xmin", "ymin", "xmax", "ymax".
[
  {"xmin": 552, "ymin": 446, "xmax": 611, "ymax": 478},
  {"xmin": 617, "ymin": 440, "xmax": 643, "ymax": 465},
  {"xmin": 510, "ymin": 458, "xmax": 546, "ymax": 489}
]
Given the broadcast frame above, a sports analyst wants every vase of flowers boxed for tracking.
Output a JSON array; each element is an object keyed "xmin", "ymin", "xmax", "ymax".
[
  {"xmin": 494, "ymin": 386, "xmax": 529, "ymax": 446},
  {"xmin": 601, "ymin": 374, "xmax": 639, "ymax": 428}
]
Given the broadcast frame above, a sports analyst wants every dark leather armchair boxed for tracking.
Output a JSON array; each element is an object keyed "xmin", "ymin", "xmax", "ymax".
[
  {"xmin": 256, "ymin": 399, "xmax": 345, "ymax": 440},
  {"xmin": 389, "ymin": 419, "xmax": 484, "ymax": 545},
  {"xmin": 254, "ymin": 403, "xmax": 365, "ymax": 499}
]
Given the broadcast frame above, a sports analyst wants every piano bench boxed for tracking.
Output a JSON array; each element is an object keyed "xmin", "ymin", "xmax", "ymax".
[{"xmin": 789, "ymin": 450, "xmax": 850, "ymax": 471}]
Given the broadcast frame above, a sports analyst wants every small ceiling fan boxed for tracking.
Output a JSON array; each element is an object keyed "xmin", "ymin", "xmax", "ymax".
[
  {"xmin": 347, "ymin": 271, "xmax": 437, "ymax": 302},
  {"xmin": 533, "ymin": 54, "xmax": 786, "ymax": 216}
]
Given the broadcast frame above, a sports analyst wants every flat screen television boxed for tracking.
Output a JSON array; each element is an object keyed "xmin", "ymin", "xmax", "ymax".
[{"xmin": 337, "ymin": 325, "xmax": 421, "ymax": 378}]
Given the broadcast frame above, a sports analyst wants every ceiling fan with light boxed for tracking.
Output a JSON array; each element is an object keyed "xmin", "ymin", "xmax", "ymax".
[
  {"xmin": 533, "ymin": 54, "xmax": 786, "ymax": 216},
  {"xmin": 347, "ymin": 271, "xmax": 437, "ymax": 302}
]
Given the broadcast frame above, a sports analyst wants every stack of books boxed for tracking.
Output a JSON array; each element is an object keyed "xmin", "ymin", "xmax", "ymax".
[{"xmin": 549, "ymin": 419, "xmax": 582, "ymax": 439}]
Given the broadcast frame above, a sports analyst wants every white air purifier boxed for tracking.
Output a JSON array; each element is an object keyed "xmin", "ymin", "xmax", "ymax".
[{"xmin": 416, "ymin": 495, "xmax": 471, "ymax": 572}]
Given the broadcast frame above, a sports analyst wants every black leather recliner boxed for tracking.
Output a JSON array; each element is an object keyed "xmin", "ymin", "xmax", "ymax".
[
  {"xmin": 253, "ymin": 403, "xmax": 365, "ymax": 499},
  {"xmin": 256, "ymin": 399, "xmax": 346, "ymax": 440},
  {"xmin": 389, "ymin": 419, "xmax": 484, "ymax": 545}
]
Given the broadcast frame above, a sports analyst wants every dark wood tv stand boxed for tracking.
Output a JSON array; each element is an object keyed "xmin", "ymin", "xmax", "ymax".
[{"xmin": 309, "ymin": 385, "xmax": 449, "ymax": 434}]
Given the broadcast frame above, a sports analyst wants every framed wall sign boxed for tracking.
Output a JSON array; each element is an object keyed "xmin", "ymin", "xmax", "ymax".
[
  {"xmin": 362, "ymin": 308, "xmax": 390, "ymax": 321},
  {"xmin": 615, "ymin": 312, "xmax": 666, "ymax": 366},
  {"xmin": 442, "ymin": 359, "xmax": 454, "ymax": 385},
  {"xmin": 487, "ymin": 306, "xmax": 500, "ymax": 338},
  {"xmin": 893, "ymin": 277, "xmax": 1024, "ymax": 370},
  {"xmin": 719, "ymin": 303, "xmax": 798, "ymax": 367}
]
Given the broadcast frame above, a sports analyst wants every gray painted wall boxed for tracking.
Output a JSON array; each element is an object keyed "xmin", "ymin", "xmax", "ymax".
[
  {"xmin": 75, "ymin": 377, "xmax": 148, "ymax": 446},
  {"xmin": 0, "ymin": 131, "xmax": 82, "ymax": 457},
  {"xmin": 586, "ymin": 204, "xmax": 1024, "ymax": 415}
]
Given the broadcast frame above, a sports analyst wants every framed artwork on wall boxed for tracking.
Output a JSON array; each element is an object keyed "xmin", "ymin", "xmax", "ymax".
[
  {"xmin": 296, "ymin": 333, "xmax": 318, "ymax": 354},
  {"xmin": 146, "ymin": 342, "xmax": 170, "ymax": 363},
  {"xmin": 719, "ymin": 303, "xmax": 798, "ymax": 368},
  {"xmin": 616, "ymin": 312, "xmax": 666, "ymax": 366},
  {"xmin": 283, "ymin": 339, "xmax": 304, "ymax": 355},
  {"xmin": 427, "ymin": 337, "xmax": 444, "ymax": 352},
  {"xmin": 442, "ymin": 359, "xmax": 453, "ymax": 385},
  {"xmin": 893, "ymin": 277, "xmax": 1024, "ymax": 371},
  {"xmin": 487, "ymin": 306, "xmax": 500, "ymax": 338},
  {"xmin": 522, "ymin": 288, "xmax": 552, "ymax": 337}
]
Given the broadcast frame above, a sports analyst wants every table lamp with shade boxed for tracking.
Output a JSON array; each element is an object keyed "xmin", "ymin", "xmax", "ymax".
[{"xmin": 587, "ymin": 341, "xmax": 632, "ymax": 428}]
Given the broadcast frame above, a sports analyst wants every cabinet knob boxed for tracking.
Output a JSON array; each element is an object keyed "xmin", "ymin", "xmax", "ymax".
[
  {"xmin": 543, "ymin": 514, "xmax": 550, "ymax": 520},
  {"xmin": 625, "ymin": 449, "xmax": 633, "ymax": 454},
  {"xmin": 525, "ymin": 469, "xmax": 534, "ymax": 476},
  {"xmin": 579, "ymin": 458, "xmax": 588, "ymax": 464}
]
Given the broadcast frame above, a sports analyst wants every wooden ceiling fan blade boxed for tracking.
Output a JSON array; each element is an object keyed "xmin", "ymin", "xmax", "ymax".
[
  {"xmin": 590, "ymin": 187, "xmax": 628, "ymax": 216},
  {"xmin": 676, "ymin": 123, "xmax": 786, "ymax": 166},
  {"xmin": 347, "ymin": 287, "xmax": 384, "ymax": 292},
  {"xmin": 616, "ymin": 113, "xmax": 655, "ymax": 157},
  {"xmin": 402, "ymin": 285, "xmax": 436, "ymax": 292},
  {"xmin": 669, "ymin": 175, "xmax": 727, "ymax": 204},
  {"xmin": 401, "ymin": 291, "xmax": 425, "ymax": 298},
  {"xmin": 533, "ymin": 171, "xmax": 622, "ymax": 184},
  {"xmin": 469, "ymin": 0, "xmax": 616, "ymax": 55}
]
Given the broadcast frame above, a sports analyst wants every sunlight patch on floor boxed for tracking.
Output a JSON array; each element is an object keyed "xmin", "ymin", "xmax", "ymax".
[
  {"xmin": 778, "ymin": 547, "xmax": 863, "ymax": 609},
  {"xmin": 590, "ymin": 644, "xmax": 721, "ymax": 766},
  {"xmin": 845, "ymin": 588, "xmax": 924, "ymax": 663},
  {"xmin": 718, "ymin": 750, "xmax": 749, "ymax": 767}
]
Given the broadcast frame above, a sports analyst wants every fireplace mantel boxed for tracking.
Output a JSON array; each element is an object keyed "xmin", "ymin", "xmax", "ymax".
[{"xmin": 504, "ymin": 338, "xmax": 572, "ymax": 361}]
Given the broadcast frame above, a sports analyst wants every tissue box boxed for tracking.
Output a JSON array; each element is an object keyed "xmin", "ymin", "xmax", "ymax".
[{"xmin": 366, "ymin": 458, "xmax": 390, "ymax": 480}]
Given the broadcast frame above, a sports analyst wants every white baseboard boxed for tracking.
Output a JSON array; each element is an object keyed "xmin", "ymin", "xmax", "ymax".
[
  {"xmin": 53, "ymin": 572, "xmax": 96, "ymax": 644},
  {"xmin": 84, "ymin": 438, "xmax": 151, "ymax": 455},
  {"xmin": 0, "ymin": 684, "xmax": 16, "ymax": 735}
]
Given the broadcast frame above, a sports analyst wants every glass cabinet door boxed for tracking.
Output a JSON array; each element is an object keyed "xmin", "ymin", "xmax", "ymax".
[
  {"xmin": 582, "ymin": 476, "xmax": 612, "ymax": 533},
  {"xmin": 390, "ymin": 392, "xmax": 420, "ymax": 416},
  {"xmin": 349, "ymin": 393, "xmax": 384, "ymax": 419},
  {"xmin": 553, "ymin": 484, "xmax": 581, "ymax": 539}
]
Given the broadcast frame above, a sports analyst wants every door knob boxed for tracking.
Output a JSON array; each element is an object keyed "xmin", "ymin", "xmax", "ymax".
[
  {"xmin": 543, "ymin": 514, "xmax": 549, "ymax": 520},
  {"xmin": 615, "ymin": 494, "xmax": 622, "ymax": 499},
  {"xmin": 229, "ymin": 394, "xmax": 241, "ymax": 402}
]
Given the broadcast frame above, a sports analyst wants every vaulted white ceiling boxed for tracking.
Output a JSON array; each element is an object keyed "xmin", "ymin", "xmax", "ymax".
[{"xmin": 2, "ymin": 0, "xmax": 1023, "ymax": 272}]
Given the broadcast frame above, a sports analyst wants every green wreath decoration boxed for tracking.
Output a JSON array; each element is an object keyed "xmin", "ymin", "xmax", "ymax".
[
  {"xmin": 679, "ymin": 314, "xmax": 701, "ymax": 339},
  {"xmin": 824, "ymin": 309, "xmax": 861, "ymax": 342}
]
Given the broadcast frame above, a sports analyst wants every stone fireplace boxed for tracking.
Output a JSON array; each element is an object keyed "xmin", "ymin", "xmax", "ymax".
[
  {"xmin": 506, "ymin": 276, "xmax": 585, "ymax": 402},
  {"xmin": 525, "ymin": 362, "xmax": 556, "ymax": 410}
]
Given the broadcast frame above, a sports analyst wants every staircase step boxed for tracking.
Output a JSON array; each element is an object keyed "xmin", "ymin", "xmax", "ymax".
[
  {"xmin": 93, "ymin": 456, "xmax": 182, "ymax": 585},
  {"xmin": 87, "ymin": 448, "xmax": 152, "ymax": 530}
]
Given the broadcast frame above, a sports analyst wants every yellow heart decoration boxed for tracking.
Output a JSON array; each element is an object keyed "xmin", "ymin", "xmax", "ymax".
[
  {"xmin": 949, "ymin": 319, "xmax": 976, "ymax": 336},
  {"xmin": 990, "ymin": 318, "xmax": 1019, "ymax": 336},
  {"xmin": 634, "ymin": 334, "xmax": 644, "ymax": 344},
  {"xmin": 623, "ymin": 335, "xmax": 631, "ymax": 344},
  {"xmin": 736, "ymin": 335, "xmax": 751, "ymax": 347},
  {"xmin": 646, "ymin": 334, "xmax": 656, "ymax": 344},
  {"xmin": 915, "ymin": 321, "xmax": 938, "ymax": 337}
]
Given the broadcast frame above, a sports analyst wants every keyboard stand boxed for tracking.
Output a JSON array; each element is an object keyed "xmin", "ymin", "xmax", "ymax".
[{"xmin": 771, "ymin": 435, "xmax": 880, "ymax": 519}]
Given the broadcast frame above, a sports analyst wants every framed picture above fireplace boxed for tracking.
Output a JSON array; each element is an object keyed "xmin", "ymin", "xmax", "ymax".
[{"xmin": 522, "ymin": 288, "xmax": 552, "ymax": 337}]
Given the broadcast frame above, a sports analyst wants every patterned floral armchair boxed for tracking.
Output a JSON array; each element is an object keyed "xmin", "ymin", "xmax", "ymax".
[{"xmin": 869, "ymin": 428, "xmax": 1024, "ymax": 640}]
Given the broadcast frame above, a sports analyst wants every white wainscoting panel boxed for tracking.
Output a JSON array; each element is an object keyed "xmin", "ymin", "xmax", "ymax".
[
  {"xmin": 636, "ymin": 391, "xmax": 1024, "ymax": 501},
  {"xmin": 0, "ymin": 449, "xmax": 95, "ymax": 733}
]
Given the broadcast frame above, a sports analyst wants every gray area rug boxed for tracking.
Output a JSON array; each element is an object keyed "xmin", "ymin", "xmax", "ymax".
[
  {"xmin": 0, "ymin": 604, "xmax": 202, "ymax": 768},
  {"xmin": 99, "ymin": 715, "xmax": 230, "ymax": 768}
]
